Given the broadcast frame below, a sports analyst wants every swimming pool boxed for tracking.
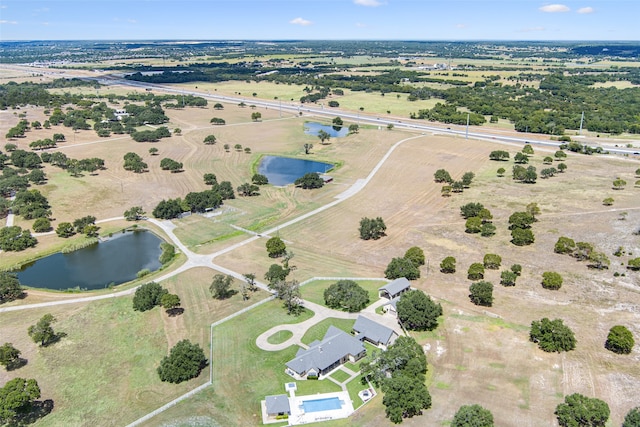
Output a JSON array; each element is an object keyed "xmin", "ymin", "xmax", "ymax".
[{"xmin": 301, "ymin": 397, "xmax": 343, "ymax": 413}]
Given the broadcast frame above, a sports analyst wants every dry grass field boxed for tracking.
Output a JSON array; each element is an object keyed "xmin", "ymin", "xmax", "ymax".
[{"xmin": 1, "ymin": 67, "xmax": 640, "ymax": 426}]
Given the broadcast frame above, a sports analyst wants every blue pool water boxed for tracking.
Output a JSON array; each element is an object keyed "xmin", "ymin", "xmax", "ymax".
[{"xmin": 301, "ymin": 397, "xmax": 342, "ymax": 413}]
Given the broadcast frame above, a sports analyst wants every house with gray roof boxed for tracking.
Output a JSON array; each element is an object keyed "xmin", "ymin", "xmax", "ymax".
[
  {"xmin": 353, "ymin": 315, "xmax": 399, "ymax": 349},
  {"xmin": 285, "ymin": 326, "xmax": 366, "ymax": 379},
  {"xmin": 382, "ymin": 297, "xmax": 400, "ymax": 318},
  {"xmin": 378, "ymin": 277, "xmax": 411, "ymax": 300},
  {"xmin": 265, "ymin": 394, "xmax": 291, "ymax": 418}
]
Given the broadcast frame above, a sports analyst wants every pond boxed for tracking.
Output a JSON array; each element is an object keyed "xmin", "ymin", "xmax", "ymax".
[
  {"xmin": 258, "ymin": 156, "xmax": 333, "ymax": 186},
  {"xmin": 15, "ymin": 230, "xmax": 164, "ymax": 291},
  {"xmin": 304, "ymin": 122, "xmax": 350, "ymax": 138}
]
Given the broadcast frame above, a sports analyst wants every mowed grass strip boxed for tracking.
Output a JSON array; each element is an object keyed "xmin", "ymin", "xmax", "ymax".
[{"xmin": 210, "ymin": 299, "xmax": 315, "ymax": 426}]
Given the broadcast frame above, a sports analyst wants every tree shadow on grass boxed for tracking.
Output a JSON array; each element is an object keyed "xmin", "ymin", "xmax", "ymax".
[
  {"xmin": 5, "ymin": 357, "xmax": 28, "ymax": 371},
  {"xmin": 12, "ymin": 399, "xmax": 54, "ymax": 426},
  {"xmin": 42, "ymin": 332, "xmax": 67, "ymax": 348},
  {"xmin": 167, "ymin": 307, "xmax": 184, "ymax": 317}
]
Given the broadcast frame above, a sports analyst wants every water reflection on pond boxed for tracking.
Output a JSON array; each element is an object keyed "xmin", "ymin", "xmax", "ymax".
[
  {"xmin": 16, "ymin": 230, "xmax": 163, "ymax": 291},
  {"xmin": 258, "ymin": 156, "xmax": 333, "ymax": 186},
  {"xmin": 303, "ymin": 122, "xmax": 349, "ymax": 138}
]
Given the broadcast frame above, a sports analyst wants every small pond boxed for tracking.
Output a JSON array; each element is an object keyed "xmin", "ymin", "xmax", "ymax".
[
  {"xmin": 304, "ymin": 122, "xmax": 350, "ymax": 138},
  {"xmin": 258, "ymin": 156, "xmax": 333, "ymax": 186},
  {"xmin": 15, "ymin": 230, "xmax": 163, "ymax": 291}
]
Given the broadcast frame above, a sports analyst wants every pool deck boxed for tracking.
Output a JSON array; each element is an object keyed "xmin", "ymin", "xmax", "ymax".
[
  {"xmin": 289, "ymin": 391, "xmax": 354, "ymax": 426},
  {"xmin": 261, "ymin": 390, "xmax": 353, "ymax": 426}
]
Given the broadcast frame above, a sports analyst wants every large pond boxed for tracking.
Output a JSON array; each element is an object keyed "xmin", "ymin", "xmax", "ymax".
[
  {"xmin": 304, "ymin": 122, "xmax": 350, "ymax": 138},
  {"xmin": 15, "ymin": 230, "xmax": 164, "ymax": 291},
  {"xmin": 258, "ymin": 156, "xmax": 333, "ymax": 186}
]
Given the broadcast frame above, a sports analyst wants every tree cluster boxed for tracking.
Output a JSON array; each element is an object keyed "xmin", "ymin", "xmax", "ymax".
[
  {"xmin": 160, "ymin": 157, "xmax": 183, "ymax": 173},
  {"xmin": 0, "ymin": 273, "xmax": 24, "ymax": 304},
  {"xmin": 553, "ymin": 237, "xmax": 610, "ymax": 270},
  {"xmin": 294, "ymin": 172, "xmax": 324, "ymax": 189},
  {"xmin": 555, "ymin": 393, "xmax": 609, "ymax": 427},
  {"xmin": 0, "ymin": 226, "xmax": 37, "ymax": 251},
  {"xmin": 530, "ymin": 318, "xmax": 576, "ymax": 353},
  {"xmin": 359, "ymin": 217, "xmax": 387, "ymax": 240},
  {"xmin": 396, "ymin": 290, "xmax": 442, "ymax": 331},
  {"xmin": 360, "ymin": 336, "xmax": 431, "ymax": 424},
  {"xmin": 157, "ymin": 339, "xmax": 207, "ymax": 384},
  {"xmin": 132, "ymin": 282, "xmax": 168, "ymax": 312},
  {"xmin": 323, "ymin": 280, "xmax": 369, "ymax": 312}
]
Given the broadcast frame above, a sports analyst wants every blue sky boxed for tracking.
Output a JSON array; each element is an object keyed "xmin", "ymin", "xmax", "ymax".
[{"xmin": 0, "ymin": 0, "xmax": 636, "ymax": 41}]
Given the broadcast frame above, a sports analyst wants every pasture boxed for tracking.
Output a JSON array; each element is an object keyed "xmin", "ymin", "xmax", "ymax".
[{"xmin": 1, "ymin": 66, "xmax": 640, "ymax": 426}]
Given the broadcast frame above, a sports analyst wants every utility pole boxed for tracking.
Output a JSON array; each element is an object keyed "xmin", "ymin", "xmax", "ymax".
[{"xmin": 579, "ymin": 111, "xmax": 584, "ymax": 135}]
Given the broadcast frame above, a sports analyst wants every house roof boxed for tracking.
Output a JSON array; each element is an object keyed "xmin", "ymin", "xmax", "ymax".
[
  {"xmin": 353, "ymin": 315, "xmax": 397, "ymax": 345},
  {"xmin": 385, "ymin": 296, "xmax": 400, "ymax": 309},
  {"xmin": 379, "ymin": 277, "xmax": 411, "ymax": 296},
  {"xmin": 265, "ymin": 394, "xmax": 290, "ymax": 415},
  {"xmin": 286, "ymin": 326, "xmax": 365, "ymax": 375}
]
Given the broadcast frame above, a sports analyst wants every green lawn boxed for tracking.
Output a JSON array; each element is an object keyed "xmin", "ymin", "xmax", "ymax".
[
  {"xmin": 300, "ymin": 279, "xmax": 387, "ymax": 308},
  {"xmin": 266, "ymin": 329, "xmax": 293, "ymax": 344},
  {"xmin": 330, "ymin": 369, "xmax": 352, "ymax": 383},
  {"xmin": 210, "ymin": 299, "xmax": 329, "ymax": 426},
  {"xmin": 300, "ymin": 318, "xmax": 356, "ymax": 345}
]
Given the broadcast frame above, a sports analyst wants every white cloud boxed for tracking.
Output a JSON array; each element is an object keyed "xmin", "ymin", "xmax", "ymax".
[
  {"xmin": 0, "ymin": 5, "xmax": 7, "ymax": 9},
  {"xmin": 354, "ymin": 0, "xmax": 384, "ymax": 7},
  {"xmin": 455, "ymin": 24, "xmax": 467, "ymax": 29},
  {"xmin": 577, "ymin": 6, "xmax": 594, "ymax": 14},
  {"xmin": 539, "ymin": 4, "xmax": 570, "ymax": 12},
  {"xmin": 290, "ymin": 17, "xmax": 312, "ymax": 26},
  {"xmin": 0, "ymin": 20, "xmax": 18, "ymax": 25},
  {"xmin": 35, "ymin": 7, "xmax": 50, "ymax": 13}
]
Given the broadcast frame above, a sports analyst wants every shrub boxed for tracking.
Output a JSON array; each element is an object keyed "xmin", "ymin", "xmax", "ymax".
[
  {"xmin": 530, "ymin": 318, "xmax": 576, "ymax": 352},
  {"xmin": 500, "ymin": 270, "xmax": 518, "ymax": 287},
  {"xmin": 265, "ymin": 236, "xmax": 286, "ymax": 258},
  {"xmin": 511, "ymin": 264, "xmax": 522, "ymax": 276},
  {"xmin": 404, "ymin": 246, "xmax": 425, "ymax": 267},
  {"xmin": 136, "ymin": 269, "xmax": 151, "ymax": 278},
  {"xmin": 541, "ymin": 272, "xmax": 563, "ymax": 290},
  {"xmin": 623, "ymin": 407, "xmax": 640, "ymax": 427},
  {"xmin": 605, "ymin": 325, "xmax": 635, "ymax": 354},
  {"xmin": 440, "ymin": 256, "xmax": 456, "ymax": 274},
  {"xmin": 483, "ymin": 254, "xmax": 502, "ymax": 269},
  {"xmin": 511, "ymin": 227, "xmax": 535, "ymax": 246},
  {"xmin": 469, "ymin": 281, "xmax": 493, "ymax": 307},
  {"xmin": 467, "ymin": 263, "xmax": 484, "ymax": 280},
  {"xmin": 554, "ymin": 236, "xmax": 576, "ymax": 254}
]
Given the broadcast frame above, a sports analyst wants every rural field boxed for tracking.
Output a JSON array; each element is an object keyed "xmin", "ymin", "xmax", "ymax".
[{"xmin": 1, "ymin": 64, "xmax": 640, "ymax": 427}]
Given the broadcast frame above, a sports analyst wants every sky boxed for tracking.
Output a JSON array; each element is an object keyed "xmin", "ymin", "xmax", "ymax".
[{"xmin": 0, "ymin": 0, "xmax": 637, "ymax": 41}]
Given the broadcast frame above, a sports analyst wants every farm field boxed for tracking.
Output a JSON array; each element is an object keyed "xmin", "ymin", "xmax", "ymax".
[{"xmin": 1, "ymin": 62, "xmax": 640, "ymax": 427}]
